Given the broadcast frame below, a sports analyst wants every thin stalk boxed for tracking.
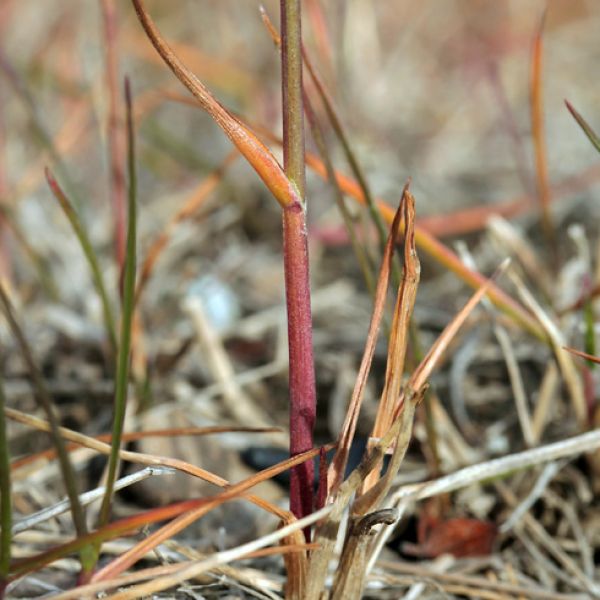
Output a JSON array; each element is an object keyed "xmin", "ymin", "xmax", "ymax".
[
  {"xmin": 0, "ymin": 284, "xmax": 94, "ymax": 575},
  {"xmin": 260, "ymin": 7, "xmax": 378, "ymax": 294},
  {"xmin": 584, "ymin": 293, "xmax": 596, "ymax": 370},
  {"xmin": 280, "ymin": 0, "xmax": 316, "ymax": 525},
  {"xmin": 45, "ymin": 170, "xmax": 117, "ymax": 355},
  {"xmin": 100, "ymin": 0, "xmax": 127, "ymax": 273},
  {"xmin": 304, "ymin": 95, "xmax": 376, "ymax": 296},
  {"xmin": 281, "ymin": 0, "xmax": 306, "ymax": 198},
  {"xmin": 282, "ymin": 205, "xmax": 316, "ymax": 523},
  {"xmin": 0, "ymin": 377, "xmax": 11, "ymax": 594},
  {"xmin": 530, "ymin": 12, "xmax": 554, "ymax": 248},
  {"xmin": 98, "ymin": 78, "xmax": 137, "ymax": 529},
  {"xmin": 293, "ymin": 27, "xmax": 388, "ymax": 258},
  {"xmin": 0, "ymin": 49, "xmax": 78, "ymax": 206}
]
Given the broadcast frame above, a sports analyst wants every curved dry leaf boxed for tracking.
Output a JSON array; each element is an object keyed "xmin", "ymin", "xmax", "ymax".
[{"xmin": 132, "ymin": 0, "xmax": 299, "ymax": 210}]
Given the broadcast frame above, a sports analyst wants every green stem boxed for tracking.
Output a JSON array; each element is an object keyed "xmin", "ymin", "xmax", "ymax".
[{"xmin": 281, "ymin": 0, "xmax": 306, "ymax": 197}]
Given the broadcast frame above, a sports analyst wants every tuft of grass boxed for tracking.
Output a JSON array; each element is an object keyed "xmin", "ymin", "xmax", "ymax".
[
  {"xmin": 4, "ymin": 405, "xmax": 314, "ymax": 582},
  {"xmin": 131, "ymin": 0, "xmax": 318, "ymax": 529},
  {"xmin": 3, "ymin": 3, "xmax": 599, "ymax": 598}
]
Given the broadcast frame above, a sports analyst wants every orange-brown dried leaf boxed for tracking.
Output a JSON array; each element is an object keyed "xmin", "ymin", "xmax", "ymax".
[
  {"xmin": 91, "ymin": 445, "xmax": 328, "ymax": 581},
  {"xmin": 362, "ymin": 187, "xmax": 419, "ymax": 493},
  {"xmin": 405, "ymin": 517, "xmax": 498, "ymax": 558},
  {"xmin": 327, "ymin": 192, "xmax": 405, "ymax": 495},
  {"xmin": 372, "ymin": 187, "xmax": 419, "ymax": 435},
  {"xmin": 131, "ymin": 0, "xmax": 299, "ymax": 210},
  {"xmin": 564, "ymin": 346, "xmax": 600, "ymax": 364},
  {"xmin": 10, "ymin": 424, "xmax": 280, "ymax": 473}
]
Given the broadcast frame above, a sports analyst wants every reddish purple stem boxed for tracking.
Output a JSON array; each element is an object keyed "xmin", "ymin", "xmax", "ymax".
[
  {"xmin": 283, "ymin": 202, "xmax": 316, "ymax": 526},
  {"xmin": 280, "ymin": 0, "xmax": 316, "ymax": 532}
]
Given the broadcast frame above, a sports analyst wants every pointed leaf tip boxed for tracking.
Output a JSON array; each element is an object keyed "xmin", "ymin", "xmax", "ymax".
[{"xmin": 565, "ymin": 100, "xmax": 600, "ymax": 154}]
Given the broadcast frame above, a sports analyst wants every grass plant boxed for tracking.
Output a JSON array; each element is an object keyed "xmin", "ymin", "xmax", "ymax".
[{"xmin": 1, "ymin": 3, "xmax": 599, "ymax": 599}]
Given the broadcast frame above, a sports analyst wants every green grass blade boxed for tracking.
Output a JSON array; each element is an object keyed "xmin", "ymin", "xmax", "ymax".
[
  {"xmin": 97, "ymin": 77, "xmax": 137, "ymax": 529},
  {"xmin": 45, "ymin": 170, "xmax": 117, "ymax": 355},
  {"xmin": 565, "ymin": 100, "xmax": 600, "ymax": 154},
  {"xmin": 0, "ymin": 283, "xmax": 94, "ymax": 574}
]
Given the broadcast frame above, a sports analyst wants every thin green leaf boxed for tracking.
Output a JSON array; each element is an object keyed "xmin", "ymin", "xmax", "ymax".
[
  {"xmin": 98, "ymin": 77, "xmax": 137, "ymax": 530},
  {"xmin": 45, "ymin": 169, "xmax": 117, "ymax": 354},
  {"xmin": 0, "ymin": 283, "xmax": 94, "ymax": 574},
  {"xmin": 565, "ymin": 100, "xmax": 600, "ymax": 154}
]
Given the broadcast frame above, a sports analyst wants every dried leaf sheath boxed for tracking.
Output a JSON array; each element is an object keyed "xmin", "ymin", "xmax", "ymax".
[
  {"xmin": 363, "ymin": 187, "xmax": 420, "ymax": 493},
  {"xmin": 327, "ymin": 189, "xmax": 408, "ymax": 496}
]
